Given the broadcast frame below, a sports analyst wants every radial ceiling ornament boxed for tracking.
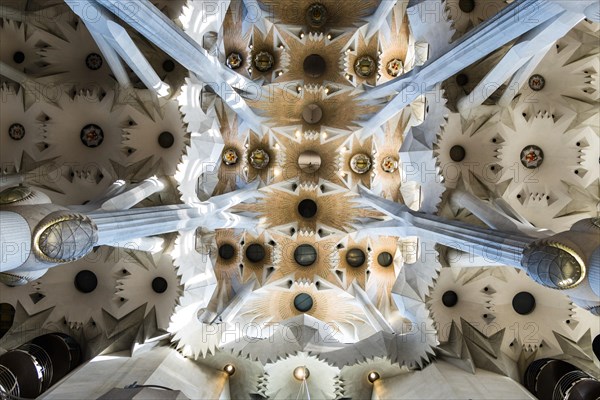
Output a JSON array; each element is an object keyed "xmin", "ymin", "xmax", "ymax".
[
  {"xmin": 258, "ymin": 0, "xmax": 379, "ymax": 29},
  {"xmin": 38, "ymin": 20, "xmax": 116, "ymax": 90},
  {"xmin": 114, "ymin": 251, "xmax": 183, "ymax": 331},
  {"xmin": 244, "ymin": 130, "xmax": 278, "ymax": 185},
  {"xmin": 444, "ymin": 0, "xmax": 510, "ymax": 39},
  {"xmin": 520, "ymin": 145, "xmax": 544, "ymax": 169},
  {"xmin": 435, "ymin": 111, "xmax": 501, "ymax": 189},
  {"xmin": 486, "ymin": 268, "xmax": 574, "ymax": 352},
  {"xmin": 427, "ymin": 267, "xmax": 490, "ymax": 342},
  {"xmin": 213, "ymin": 101, "xmax": 247, "ymax": 195},
  {"xmin": 341, "ymin": 134, "xmax": 374, "ymax": 188},
  {"xmin": 269, "ymin": 234, "xmax": 341, "ymax": 285},
  {"xmin": 32, "ymin": 247, "xmax": 122, "ymax": 329},
  {"xmin": 0, "ymin": 18, "xmax": 53, "ymax": 77},
  {"xmin": 123, "ymin": 98, "xmax": 188, "ymax": 176},
  {"xmin": 496, "ymin": 104, "xmax": 598, "ymax": 231},
  {"xmin": 261, "ymin": 353, "xmax": 342, "ymax": 400},
  {"xmin": 249, "ymin": 26, "xmax": 286, "ymax": 83},
  {"xmin": 244, "ymin": 181, "xmax": 382, "ymax": 235},
  {"xmin": 306, "ymin": 3, "xmax": 328, "ymax": 30},
  {"xmin": 238, "ymin": 281, "xmax": 371, "ymax": 342},
  {"xmin": 378, "ymin": 5, "xmax": 415, "ymax": 82},
  {"xmin": 345, "ymin": 31, "xmax": 379, "ymax": 86},
  {"xmin": 0, "ymin": 85, "xmax": 47, "ymax": 170},
  {"xmin": 226, "ymin": 52, "xmax": 243, "ymax": 70},
  {"xmin": 510, "ymin": 27, "xmax": 600, "ymax": 109}
]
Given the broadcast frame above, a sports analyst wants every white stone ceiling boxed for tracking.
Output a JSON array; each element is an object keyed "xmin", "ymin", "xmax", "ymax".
[{"xmin": 0, "ymin": 0, "xmax": 598, "ymax": 399}]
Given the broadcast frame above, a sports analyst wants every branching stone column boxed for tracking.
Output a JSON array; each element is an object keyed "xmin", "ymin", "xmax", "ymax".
[
  {"xmin": 358, "ymin": 188, "xmax": 600, "ymax": 312},
  {"xmin": 92, "ymin": 0, "xmax": 264, "ymax": 132},
  {"xmin": 0, "ymin": 187, "xmax": 259, "ymax": 282},
  {"xmin": 359, "ymin": 0, "xmax": 566, "ymax": 131}
]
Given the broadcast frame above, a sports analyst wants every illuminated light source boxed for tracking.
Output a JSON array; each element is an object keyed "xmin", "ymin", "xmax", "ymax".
[
  {"xmin": 293, "ymin": 366, "xmax": 310, "ymax": 380},
  {"xmin": 327, "ymin": 34, "xmax": 332, "ymax": 40},
  {"xmin": 368, "ymin": 371, "xmax": 380, "ymax": 383},
  {"xmin": 300, "ymin": 32, "xmax": 305, "ymax": 39},
  {"xmin": 224, "ymin": 364, "xmax": 236, "ymax": 376}
]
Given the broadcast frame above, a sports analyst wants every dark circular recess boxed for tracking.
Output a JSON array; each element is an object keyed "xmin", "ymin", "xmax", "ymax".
[
  {"xmin": 13, "ymin": 51, "xmax": 25, "ymax": 64},
  {"xmin": 158, "ymin": 131, "xmax": 175, "ymax": 148},
  {"xmin": 0, "ymin": 350, "xmax": 44, "ymax": 398},
  {"xmin": 162, "ymin": 59, "xmax": 175, "ymax": 72},
  {"xmin": 294, "ymin": 244, "xmax": 318, "ymax": 267},
  {"xmin": 442, "ymin": 290, "xmax": 459, "ymax": 307},
  {"xmin": 298, "ymin": 199, "xmax": 318, "ymax": 218},
  {"xmin": 31, "ymin": 333, "xmax": 81, "ymax": 385},
  {"xmin": 246, "ymin": 244, "xmax": 266, "ymax": 263},
  {"xmin": 455, "ymin": 73, "xmax": 469, "ymax": 86},
  {"xmin": 80, "ymin": 124, "xmax": 104, "ymax": 148},
  {"xmin": 8, "ymin": 123, "xmax": 25, "ymax": 141},
  {"xmin": 218, "ymin": 244, "xmax": 236, "ymax": 260},
  {"xmin": 303, "ymin": 54, "xmax": 327, "ymax": 78},
  {"xmin": 0, "ymin": 303, "xmax": 15, "ymax": 339},
  {"xmin": 346, "ymin": 248, "xmax": 366, "ymax": 268},
  {"xmin": 74, "ymin": 270, "xmax": 98, "ymax": 293},
  {"xmin": 593, "ymin": 334, "xmax": 600, "ymax": 360},
  {"xmin": 512, "ymin": 291, "xmax": 536, "ymax": 315},
  {"xmin": 152, "ymin": 277, "xmax": 168, "ymax": 294},
  {"xmin": 293, "ymin": 293, "xmax": 314, "ymax": 312},
  {"xmin": 377, "ymin": 252, "xmax": 394, "ymax": 267},
  {"xmin": 306, "ymin": 3, "xmax": 328, "ymax": 29},
  {"xmin": 567, "ymin": 379, "xmax": 600, "ymax": 400},
  {"xmin": 85, "ymin": 53, "xmax": 103, "ymax": 70},
  {"xmin": 459, "ymin": 0, "xmax": 475, "ymax": 13},
  {"xmin": 528, "ymin": 74, "xmax": 545, "ymax": 91},
  {"xmin": 449, "ymin": 145, "xmax": 466, "ymax": 162}
]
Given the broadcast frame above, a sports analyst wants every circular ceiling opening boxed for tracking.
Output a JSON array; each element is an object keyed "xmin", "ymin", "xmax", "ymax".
[
  {"xmin": 459, "ymin": 0, "xmax": 475, "ymax": 13},
  {"xmin": 80, "ymin": 124, "xmax": 104, "ymax": 148},
  {"xmin": 254, "ymin": 51, "xmax": 275, "ymax": 72},
  {"xmin": 249, "ymin": 149, "xmax": 270, "ymax": 169},
  {"xmin": 354, "ymin": 55, "xmax": 376, "ymax": 78},
  {"xmin": 303, "ymin": 54, "xmax": 327, "ymax": 78},
  {"xmin": 350, "ymin": 153, "xmax": 372, "ymax": 174},
  {"xmin": 294, "ymin": 244, "xmax": 318, "ymax": 266},
  {"xmin": 346, "ymin": 248, "xmax": 366, "ymax": 268},
  {"xmin": 442, "ymin": 290, "xmax": 458, "ymax": 307},
  {"xmin": 222, "ymin": 148, "xmax": 239, "ymax": 165},
  {"xmin": 8, "ymin": 123, "xmax": 25, "ymax": 141},
  {"xmin": 512, "ymin": 291, "xmax": 536, "ymax": 315},
  {"xmin": 74, "ymin": 270, "xmax": 98, "ymax": 294},
  {"xmin": 377, "ymin": 252, "xmax": 394, "ymax": 267},
  {"xmin": 520, "ymin": 145, "xmax": 544, "ymax": 169},
  {"xmin": 298, "ymin": 150, "xmax": 322, "ymax": 173},
  {"xmin": 449, "ymin": 145, "xmax": 466, "ymax": 162},
  {"xmin": 293, "ymin": 293, "xmax": 314, "ymax": 312},
  {"xmin": 85, "ymin": 53, "xmax": 103, "ymax": 70},
  {"xmin": 152, "ymin": 277, "xmax": 168, "ymax": 294},
  {"xmin": 298, "ymin": 199, "xmax": 318, "ymax": 218},
  {"xmin": 162, "ymin": 59, "xmax": 175, "ymax": 72},
  {"xmin": 245, "ymin": 244, "xmax": 266, "ymax": 263},
  {"xmin": 306, "ymin": 3, "xmax": 328, "ymax": 29},
  {"xmin": 528, "ymin": 74, "xmax": 545, "ymax": 91},
  {"xmin": 302, "ymin": 104, "xmax": 323, "ymax": 124},
  {"xmin": 226, "ymin": 52, "xmax": 243, "ymax": 70},
  {"xmin": 158, "ymin": 131, "xmax": 175, "ymax": 149},
  {"xmin": 219, "ymin": 244, "xmax": 236, "ymax": 260},
  {"xmin": 13, "ymin": 51, "xmax": 25, "ymax": 64}
]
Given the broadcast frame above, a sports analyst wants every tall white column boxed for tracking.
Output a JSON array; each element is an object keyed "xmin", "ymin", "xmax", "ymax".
[{"xmin": 0, "ymin": 211, "xmax": 31, "ymax": 272}]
